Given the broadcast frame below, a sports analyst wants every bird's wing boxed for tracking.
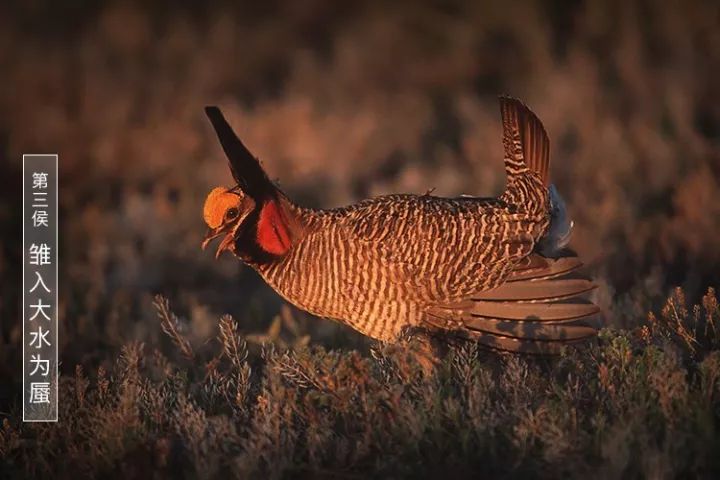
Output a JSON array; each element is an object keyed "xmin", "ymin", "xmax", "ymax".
[
  {"xmin": 340, "ymin": 195, "xmax": 539, "ymax": 302},
  {"xmin": 423, "ymin": 250, "xmax": 601, "ymax": 353}
]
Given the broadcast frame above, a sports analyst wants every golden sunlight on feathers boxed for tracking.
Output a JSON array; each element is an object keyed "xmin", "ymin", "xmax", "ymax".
[{"xmin": 202, "ymin": 98, "xmax": 603, "ymax": 355}]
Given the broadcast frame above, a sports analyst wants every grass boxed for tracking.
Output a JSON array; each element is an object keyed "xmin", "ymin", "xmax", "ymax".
[
  {"xmin": 1, "ymin": 0, "xmax": 720, "ymax": 477},
  {"xmin": 2, "ymin": 289, "xmax": 720, "ymax": 478}
]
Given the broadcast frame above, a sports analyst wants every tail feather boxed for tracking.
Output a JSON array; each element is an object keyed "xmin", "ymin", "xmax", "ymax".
[
  {"xmin": 499, "ymin": 96, "xmax": 550, "ymax": 186},
  {"xmin": 430, "ymin": 300, "xmax": 599, "ymax": 322},
  {"xmin": 472, "ymin": 278, "xmax": 596, "ymax": 302},
  {"xmin": 424, "ymin": 251, "xmax": 601, "ymax": 354},
  {"xmin": 462, "ymin": 319, "xmax": 598, "ymax": 342},
  {"xmin": 419, "ymin": 98, "xmax": 597, "ymax": 354},
  {"xmin": 507, "ymin": 254, "xmax": 583, "ymax": 282},
  {"xmin": 468, "ymin": 331, "xmax": 593, "ymax": 354}
]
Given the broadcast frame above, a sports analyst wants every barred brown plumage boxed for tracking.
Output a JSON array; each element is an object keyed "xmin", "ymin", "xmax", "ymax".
[{"xmin": 201, "ymin": 97, "xmax": 601, "ymax": 354}]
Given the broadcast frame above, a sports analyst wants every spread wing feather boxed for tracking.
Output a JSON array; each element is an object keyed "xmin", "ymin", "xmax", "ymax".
[
  {"xmin": 425, "ymin": 250, "xmax": 601, "ymax": 353},
  {"xmin": 466, "ymin": 332, "xmax": 592, "ymax": 354},
  {"xmin": 507, "ymin": 253, "xmax": 583, "ymax": 281},
  {"xmin": 471, "ymin": 278, "xmax": 596, "ymax": 302}
]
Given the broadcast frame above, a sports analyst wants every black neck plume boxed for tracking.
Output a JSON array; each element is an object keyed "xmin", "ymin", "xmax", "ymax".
[{"xmin": 205, "ymin": 106, "xmax": 277, "ymax": 202}]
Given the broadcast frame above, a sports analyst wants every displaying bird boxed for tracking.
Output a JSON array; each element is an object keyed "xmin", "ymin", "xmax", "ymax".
[{"xmin": 202, "ymin": 97, "xmax": 601, "ymax": 355}]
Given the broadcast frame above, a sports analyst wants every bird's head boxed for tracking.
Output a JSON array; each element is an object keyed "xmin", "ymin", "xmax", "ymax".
[
  {"xmin": 201, "ymin": 186, "xmax": 256, "ymax": 258},
  {"xmin": 201, "ymin": 106, "xmax": 303, "ymax": 262}
]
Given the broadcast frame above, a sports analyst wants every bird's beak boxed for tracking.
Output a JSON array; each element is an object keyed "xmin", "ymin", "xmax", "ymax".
[{"xmin": 201, "ymin": 226, "xmax": 235, "ymax": 259}]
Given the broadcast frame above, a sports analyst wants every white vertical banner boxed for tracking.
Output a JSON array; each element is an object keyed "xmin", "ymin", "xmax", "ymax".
[{"xmin": 23, "ymin": 154, "xmax": 58, "ymax": 422}]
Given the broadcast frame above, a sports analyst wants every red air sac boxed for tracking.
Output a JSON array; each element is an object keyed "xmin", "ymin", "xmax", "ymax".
[{"xmin": 256, "ymin": 200, "xmax": 291, "ymax": 255}]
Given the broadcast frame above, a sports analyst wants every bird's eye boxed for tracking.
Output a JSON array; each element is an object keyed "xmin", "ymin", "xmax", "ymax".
[{"xmin": 225, "ymin": 207, "xmax": 239, "ymax": 220}]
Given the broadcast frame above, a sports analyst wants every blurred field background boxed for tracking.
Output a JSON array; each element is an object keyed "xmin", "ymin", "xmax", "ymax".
[{"xmin": 1, "ymin": 0, "xmax": 720, "ymax": 477}]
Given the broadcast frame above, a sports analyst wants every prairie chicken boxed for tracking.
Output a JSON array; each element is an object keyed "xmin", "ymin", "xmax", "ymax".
[{"xmin": 202, "ymin": 97, "xmax": 601, "ymax": 354}]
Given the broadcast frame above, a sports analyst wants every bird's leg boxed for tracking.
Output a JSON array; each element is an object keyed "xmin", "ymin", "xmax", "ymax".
[
  {"xmin": 372, "ymin": 327, "xmax": 445, "ymax": 380},
  {"xmin": 397, "ymin": 327, "xmax": 447, "ymax": 376}
]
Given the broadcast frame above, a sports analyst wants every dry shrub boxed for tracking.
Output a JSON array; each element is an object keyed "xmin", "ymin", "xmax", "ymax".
[{"xmin": 1, "ymin": 288, "xmax": 718, "ymax": 478}]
